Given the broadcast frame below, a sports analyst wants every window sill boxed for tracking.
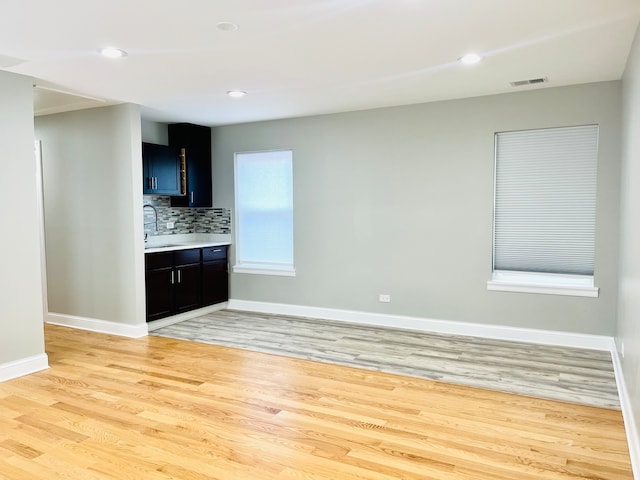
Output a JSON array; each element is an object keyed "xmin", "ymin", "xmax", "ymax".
[
  {"xmin": 487, "ymin": 271, "xmax": 599, "ymax": 298},
  {"xmin": 233, "ymin": 264, "xmax": 296, "ymax": 277}
]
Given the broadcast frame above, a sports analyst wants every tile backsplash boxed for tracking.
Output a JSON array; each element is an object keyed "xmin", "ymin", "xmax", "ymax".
[{"xmin": 143, "ymin": 195, "xmax": 231, "ymax": 236}]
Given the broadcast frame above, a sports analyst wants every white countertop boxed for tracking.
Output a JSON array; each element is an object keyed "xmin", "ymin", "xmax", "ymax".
[{"xmin": 144, "ymin": 233, "xmax": 231, "ymax": 253}]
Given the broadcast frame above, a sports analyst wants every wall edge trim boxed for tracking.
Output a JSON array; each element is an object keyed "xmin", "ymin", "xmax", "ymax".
[
  {"xmin": 226, "ymin": 299, "xmax": 615, "ymax": 350},
  {"xmin": 47, "ymin": 312, "xmax": 148, "ymax": 338},
  {"xmin": 0, "ymin": 353, "xmax": 49, "ymax": 383},
  {"xmin": 611, "ymin": 350, "xmax": 640, "ymax": 479},
  {"xmin": 146, "ymin": 302, "xmax": 228, "ymax": 332}
]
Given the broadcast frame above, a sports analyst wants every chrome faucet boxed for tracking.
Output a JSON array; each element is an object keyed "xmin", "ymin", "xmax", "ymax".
[{"xmin": 143, "ymin": 204, "xmax": 158, "ymax": 242}]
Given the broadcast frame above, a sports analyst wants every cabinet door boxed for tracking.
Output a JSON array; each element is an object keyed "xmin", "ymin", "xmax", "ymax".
[
  {"xmin": 142, "ymin": 142, "xmax": 183, "ymax": 195},
  {"xmin": 174, "ymin": 263, "xmax": 201, "ymax": 313},
  {"xmin": 202, "ymin": 260, "xmax": 228, "ymax": 306},
  {"xmin": 145, "ymin": 267, "xmax": 174, "ymax": 321},
  {"xmin": 168, "ymin": 124, "xmax": 212, "ymax": 207},
  {"xmin": 142, "ymin": 145, "xmax": 153, "ymax": 194}
]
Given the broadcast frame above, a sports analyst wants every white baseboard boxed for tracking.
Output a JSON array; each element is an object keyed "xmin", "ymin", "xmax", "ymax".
[
  {"xmin": 226, "ymin": 299, "xmax": 615, "ymax": 351},
  {"xmin": 0, "ymin": 353, "xmax": 49, "ymax": 382},
  {"xmin": 47, "ymin": 313, "xmax": 148, "ymax": 338},
  {"xmin": 147, "ymin": 302, "xmax": 229, "ymax": 332},
  {"xmin": 48, "ymin": 303, "xmax": 230, "ymax": 337},
  {"xmin": 611, "ymin": 350, "xmax": 640, "ymax": 479}
]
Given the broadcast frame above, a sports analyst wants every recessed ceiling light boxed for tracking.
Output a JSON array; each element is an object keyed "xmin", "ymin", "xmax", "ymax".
[
  {"xmin": 217, "ymin": 22, "xmax": 239, "ymax": 32},
  {"xmin": 100, "ymin": 47, "xmax": 127, "ymax": 59},
  {"xmin": 227, "ymin": 90, "xmax": 247, "ymax": 98},
  {"xmin": 459, "ymin": 53, "xmax": 483, "ymax": 65}
]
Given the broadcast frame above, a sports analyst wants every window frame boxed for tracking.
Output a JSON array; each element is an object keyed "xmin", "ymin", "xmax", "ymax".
[
  {"xmin": 487, "ymin": 125, "xmax": 599, "ymax": 298},
  {"xmin": 232, "ymin": 149, "xmax": 295, "ymax": 277}
]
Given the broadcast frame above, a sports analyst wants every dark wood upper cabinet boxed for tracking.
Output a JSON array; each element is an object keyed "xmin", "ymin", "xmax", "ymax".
[
  {"xmin": 168, "ymin": 123, "xmax": 212, "ymax": 207},
  {"xmin": 142, "ymin": 142, "xmax": 184, "ymax": 196}
]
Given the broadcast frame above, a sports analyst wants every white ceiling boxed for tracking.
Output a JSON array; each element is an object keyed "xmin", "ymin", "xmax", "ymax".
[{"xmin": 2, "ymin": 0, "xmax": 640, "ymax": 126}]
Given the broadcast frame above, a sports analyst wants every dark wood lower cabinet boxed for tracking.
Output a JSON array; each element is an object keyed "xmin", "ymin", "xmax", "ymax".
[
  {"xmin": 145, "ymin": 246, "xmax": 228, "ymax": 322},
  {"xmin": 145, "ymin": 268, "xmax": 174, "ymax": 321},
  {"xmin": 202, "ymin": 246, "xmax": 229, "ymax": 306},
  {"xmin": 202, "ymin": 261, "xmax": 228, "ymax": 306},
  {"xmin": 175, "ymin": 263, "xmax": 201, "ymax": 313}
]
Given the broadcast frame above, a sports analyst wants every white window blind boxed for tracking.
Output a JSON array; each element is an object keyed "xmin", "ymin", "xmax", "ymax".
[
  {"xmin": 493, "ymin": 125, "xmax": 598, "ymax": 276},
  {"xmin": 234, "ymin": 150, "xmax": 294, "ymax": 275}
]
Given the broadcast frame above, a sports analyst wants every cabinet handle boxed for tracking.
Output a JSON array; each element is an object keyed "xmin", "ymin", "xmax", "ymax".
[
  {"xmin": 213, "ymin": 249, "xmax": 222, "ymax": 253},
  {"xmin": 170, "ymin": 271, "xmax": 175, "ymax": 285},
  {"xmin": 190, "ymin": 191, "xmax": 194, "ymax": 204},
  {"xmin": 177, "ymin": 269, "xmax": 182, "ymax": 284},
  {"xmin": 154, "ymin": 177, "xmax": 158, "ymax": 189}
]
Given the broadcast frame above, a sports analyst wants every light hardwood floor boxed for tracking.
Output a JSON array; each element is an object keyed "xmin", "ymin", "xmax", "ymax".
[{"xmin": 0, "ymin": 324, "xmax": 632, "ymax": 479}]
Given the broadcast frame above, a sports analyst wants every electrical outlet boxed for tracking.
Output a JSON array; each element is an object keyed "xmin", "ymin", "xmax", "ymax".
[
  {"xmin": 379, "ymin": 294, "xmax": 391, "ymax": 303},
  {"xmin": 167, "ymin": 221, "xmax": 175, "ymax": 229}
]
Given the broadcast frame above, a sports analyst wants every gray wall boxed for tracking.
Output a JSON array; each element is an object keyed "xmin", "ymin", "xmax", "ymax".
[
  {"xmin": 0, "ymin": 71, "xmax": 46, "ymax": 364},
  {"xmin": 36, "ymin": 104, "xmax": 146, "ymax": 326},
  {"xmin": 619, "ymin": 23, "xmax": 640, "ymax": 447},
  {"xmin": 141, "ymin": 119, "xmax": 168, "ymax": 145},
  {"xmin": 213, "ymin": 81, "xmax": 621, "ymax": 335}
]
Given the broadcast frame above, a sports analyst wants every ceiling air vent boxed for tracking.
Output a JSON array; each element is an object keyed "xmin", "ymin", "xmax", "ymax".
[{"xmin": 510, "ymin": 77, "xmax": 548, "ymax": 87}]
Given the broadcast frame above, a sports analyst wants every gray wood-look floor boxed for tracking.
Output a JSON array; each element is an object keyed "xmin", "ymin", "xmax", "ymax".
[{"xmin": 151, "ymin": 309, "xmax": 620, "ymax": 409}]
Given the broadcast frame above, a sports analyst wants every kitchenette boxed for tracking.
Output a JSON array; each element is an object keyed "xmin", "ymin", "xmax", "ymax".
[{"xmin": 142, "ymin": 121, "xmax": 231, "ymax": 329}]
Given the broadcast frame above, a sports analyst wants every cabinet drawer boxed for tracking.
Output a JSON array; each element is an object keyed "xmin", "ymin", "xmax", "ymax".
[
  {"xmin": 146, "ymin": 252, "xmax": 173, "ymax": 270},
  {"xmin": 203, "ymin": 246, "xmax": 228, "ymax": 261},
  {"xmin": 174, "ymin": 248, "xmax": 201, "ymax": 266}
]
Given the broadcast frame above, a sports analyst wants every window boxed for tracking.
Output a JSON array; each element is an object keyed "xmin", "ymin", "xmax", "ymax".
[
  {"xmin": 233, "ymin": 149, "xmax": 294, "ymax": 276},
  {"xmin": 487, "ymin": 125, "xmax": 599, "ymax": 297}
]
